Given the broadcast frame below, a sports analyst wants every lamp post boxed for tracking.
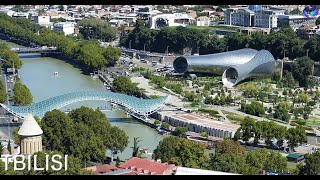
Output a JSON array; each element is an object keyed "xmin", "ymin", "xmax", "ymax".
[
  {"xmin": 226, "ymin": 46, "xmax": 229, "ymax": 52},
  {"xmin": 166, "ymin": 46, "xmax": 169, "ymax": 56},
  {"xmin": 129, "ymin": 40, "xmax": 132, "ymax": 50},
  {"xmin": 144, "ymin": 43, "xmax": 146, "ymax": 52},
  {"xmin": 306, "ymin": 49, "xmax": 309, "ymax": 57},
  {"xmin": 197, "ymin": 46, "xmax": 200, "ymax": 55}
]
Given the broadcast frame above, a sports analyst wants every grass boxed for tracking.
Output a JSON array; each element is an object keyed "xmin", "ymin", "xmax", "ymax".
[
  {"xmin": 306, "ymin": 116, "xmax": 320, "ymax": 127},
  {"xmin": 221, "ymin": 110, "xmax": 245, "ymax": 124},
  {"xmin": 287, "ymin": 161, "xmax": 298, "ymax": 171}
]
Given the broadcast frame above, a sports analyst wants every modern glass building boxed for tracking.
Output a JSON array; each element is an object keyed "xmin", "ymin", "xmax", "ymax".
[{"xmin": 173, "ymin": 48, "xmax": 277, "ymax": 87}]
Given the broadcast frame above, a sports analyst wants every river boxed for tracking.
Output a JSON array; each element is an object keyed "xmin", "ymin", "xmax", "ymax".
[{"xmin": 0, "ymin": 39, "xmax": 164, "ymax": 160}]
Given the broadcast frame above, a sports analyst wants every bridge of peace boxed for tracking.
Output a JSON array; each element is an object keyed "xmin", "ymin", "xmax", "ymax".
[{"xmin": 0, "ymin": 91, "xmax": 237, "ymax": 139}]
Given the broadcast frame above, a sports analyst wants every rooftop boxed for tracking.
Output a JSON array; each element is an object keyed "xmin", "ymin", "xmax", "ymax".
[
  {"xmin": 175, "ymin": 167, "xmax": 240, "ymax": 175},
  {"xmin": 119, "ymin": 157, "xmax": 175, "ymax": 175},
  {"xmin": 18, "ymin": 113, "xmax": 43, "ymax": 136}
]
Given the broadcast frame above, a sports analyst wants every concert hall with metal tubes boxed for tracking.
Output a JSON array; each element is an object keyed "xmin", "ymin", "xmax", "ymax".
[{"xmin": 173, "ymin": 48, "xmax": 278, "ymax": 87}]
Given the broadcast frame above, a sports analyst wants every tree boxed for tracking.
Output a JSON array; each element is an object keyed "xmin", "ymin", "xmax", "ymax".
[
  {"xmin": 78, "ymin": 18, "xmax": 116, "ymax": 41},
  {"xmin": 286, "ymin": 126, "xmax": 307, "ymax": 152},
  {"xmin": 13, "ymin": 127, "xmax": 20, "ymax": 145},
  {"xmin": 7, "ymin": 140, "xmax": 11, "ymax": 154},
  {"xmin": 103, "ymin": 46, "xmax": 121, "ymax": 66},
  {"xmin": 108, "ymin": 126, "xmax": 129, "ymax": 162},
  {"xmin": 0, "ymin": 80, "xmax": 7, "ymax": 103},
  {"xmin": 201, "ymin": 132, "xmax": 208, "ymax": 138},
  {"xmin": 41, "ymin": 107, "xmax": 128, "ymax": 164},
  {"xmin": 112, "ymin": 76, "xmax": 140, "ymax": 96},
  {"xmin": 161, "ymin": 122, "xmax": 170, "ymax": 130},
  {"xmin": 12, "ymin": 82, "xmax": 33, "ymax": 105},
  {"xmin": 174, "ymin": 126, "xmax": 188, "ymax": 137},
  {"xmin": 292, "ymin": 56, "xmax": 314, "ymax": 87},
  {"xmin": 131, "ymin": 137, "xmax": 143, "ymax": 158},
  {"xmin": 273, "ymin": 101, "xmax": 291, "ymax": 122},
  {"xmin": 58, "ymin": 5, "xmax": 64, "ymax": 11},
  {"xmin": 245, "ymin": 149, "xmax": 287, "ymax": 174},
  {"xmin": 215, "ymin": 139, "xmax": 245, "ymax": 156},
  {"xmin": 154, "ymin": 120, "xmax": 161, "ymax": 125},
  {"xmin": 290, "ymin": 8, "xmax": 302, "ymax": 14},
  {"xmin": 299, "ymin": 149, "xmax": 320, "ymax": 175},
  {"xmin": 239, "ymin": 117, "xmax": 256, "ymax": 143},
  {"xmin": 209, "ymin": 139, "xmax": 248, "ymax": 174},
  {"xmin": 316, "ymin": 16, "xmax": 320, "ymax": 25},
  {"xmin": 115, "ymin": 156, "xmax": 121, "ymax": 167},
  {"xmin": 153, "ymin": 136, "xmax": 208, "ymax": 168}
]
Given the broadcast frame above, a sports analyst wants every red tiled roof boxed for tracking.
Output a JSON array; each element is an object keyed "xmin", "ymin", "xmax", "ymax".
[
  {"xmin": 83, "ymin": 164, "xmax": 124, "ymax": 175},
  {"xmin": 119, "ymin": 157, "xmax": 175, "ymax": 175}
]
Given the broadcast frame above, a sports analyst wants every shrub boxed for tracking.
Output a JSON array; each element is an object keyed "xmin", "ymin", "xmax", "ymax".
[
  {"xmin": 154, "ymin": 120, "xmax": 161, "ymax": 125},
  {"xmin": 201, "ymin": 132, "xmax": 208, "ymax": 138},
  {"xmin": 161, "ymin": 122, "xmax": 170, "ymax": 129}
]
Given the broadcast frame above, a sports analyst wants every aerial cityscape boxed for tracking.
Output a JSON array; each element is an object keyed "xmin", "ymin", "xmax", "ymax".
[{"xmin": 0, "ymin": 4, "xmax": 320, "ymax": 175}]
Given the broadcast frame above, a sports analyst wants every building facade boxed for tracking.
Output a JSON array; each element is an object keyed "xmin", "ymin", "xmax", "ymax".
[
  {"xmin": 53, "ymin": 22, "xmax": 76, "ymax": 35},
  {"xmin": 254, "ymin": 9, "xmax": 285, "ymax": 28},
  {"xmin": 196, "ymin": 16, "xmax": 210, "ymax": 26},
  {"xmin": 296, "ymin": 24, "xmax": 320, "ymax": 39},
  {"xmin": 278, "ymin": 15, "xmax": 318, "ymax": 31},
  {"xmin": 150, "ymin": 13, "xmax": 195, "ymax": 30},
  {"xmin": 224, "ymin": 8, "xmax": 255, "ymax": 27}
]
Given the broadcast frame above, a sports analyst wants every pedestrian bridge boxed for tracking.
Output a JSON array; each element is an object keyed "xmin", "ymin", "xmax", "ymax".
[{"xmin": 0, "ymin": 91, "xmax": 170, "ymax": 121}]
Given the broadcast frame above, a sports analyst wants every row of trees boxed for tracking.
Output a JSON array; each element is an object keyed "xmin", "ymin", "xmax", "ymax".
[
  {"xmin": 0, "ymin": 43, "xmax": 23, "ymax": 69},
  {"xmin": 120, "ymin": 19, "xmax": 320, "ymax": 61},
  {"xmin": 153, "ymin": 137, "xmax": 290, "ymax": 174},
  {"xmin": 234, "ymin": 117, "xmax": 307, "ymax": 151},
  {"xmin": 112, "ymin": 76, "xmax": 141, "ymax": 96},
  {"xmin": 78, "ymin": 18, "xmax": 116, "ymax": 41},
  {"xmin": 12, "ymin": 81, "xmax": 33, "ymax": 105},
  {"xmin": 0, "ymin": 80, "xmax": 7, "ymax": 103},
  {"xmin": 0, "ymin": 13, "xmax": 121, "ymax": 73}
]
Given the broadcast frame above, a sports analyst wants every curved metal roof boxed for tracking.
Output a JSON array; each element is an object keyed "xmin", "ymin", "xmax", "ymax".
[
  {"xmin": 173, "ymin": 48, "xmax": 258, "ymax": 73},
  {"xmin": 0, "ymin": 91, "xmax": 170, "ymax": 119}
]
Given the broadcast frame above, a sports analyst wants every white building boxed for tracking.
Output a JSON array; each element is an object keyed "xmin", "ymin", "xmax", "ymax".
[
  {"xmin": 174, "ymin": 167, "xmax": 240, "ymax": 175},
  {"xmin": 150, "ymin": 13, "xmax": 195, "ymax": 30},
  {"xmin": 254, "ymin": 9, "xmax": 285, "ymax": 28},
  {"xmin": 196, "ymin": 16, "xmax": 210, "ymax": 26},
  {"xmin": 18, "ymin": 113, "xmax": 43, "ymax": 155},
  {"xmin": 224, "ymin": 8, "xmax": 255, "ymax": 27},
  {"xmin": 53, "ymin": 22, "xmax": 76, "ymax": 36},
  {"xmin": 278, "ymin": 15, "xmax": 319, "ymax": 31},
  {"xmin": 32, "ymin": 15, "xmax": 53, "ymax": 28}
]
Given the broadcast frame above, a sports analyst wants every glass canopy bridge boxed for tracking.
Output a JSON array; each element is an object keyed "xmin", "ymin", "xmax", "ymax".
[{"xmin": 0, "ymin": 91, "xmax": 170, "ymax": 121}]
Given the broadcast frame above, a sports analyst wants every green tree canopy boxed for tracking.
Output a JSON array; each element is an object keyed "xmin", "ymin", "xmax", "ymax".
[
  {"xmin": 12, "ymin": 82, "xmax": 33, "ymax": 105},
  {"xmin": 112, "ymin": 76, "xmax": 140, "ymax": 96},
  {"xmin": 78, "ymin": 18, "xmax": 116, "ymax": 41},
  {"xmin": 292, "ymin": 56, "xmax": 314, "ymax": 87},
  {"xmin": 41, "ymin": 107, "xmax": 128, "ymax": 163},
  {"xmin": 0, "ymin": 80, "xmax": 7, "ymax": 103},
  {"xmin": 153, "ymin": 136, "xmax": 208, "ymax": 168},
  {"xmin": 299, "ymin": 149, "xmax": 320, "ymax": 175}
]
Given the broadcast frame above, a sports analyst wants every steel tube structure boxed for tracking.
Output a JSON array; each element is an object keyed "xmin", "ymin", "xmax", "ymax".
[{"xmin": 173, "ymin": 48, "xmax": 277, "ymax": 87}]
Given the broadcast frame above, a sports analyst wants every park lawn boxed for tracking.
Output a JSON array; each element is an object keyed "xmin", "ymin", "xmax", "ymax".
[
  {"xmin": 221, "ymin": 110, "xmax": 245, "ymax": 124},
  {"xmin": 287, "ymin": 161, "xmax": 298, "ymax": 171},
  {"xmin": 306, "ymin": 116, "xmax": 320, "ymax": 127}
]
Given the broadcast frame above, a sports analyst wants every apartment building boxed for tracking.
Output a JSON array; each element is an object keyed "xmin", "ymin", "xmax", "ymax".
[{"xmin": 254, "ymin": 9, "xmax": 285, "ymax": 28}]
